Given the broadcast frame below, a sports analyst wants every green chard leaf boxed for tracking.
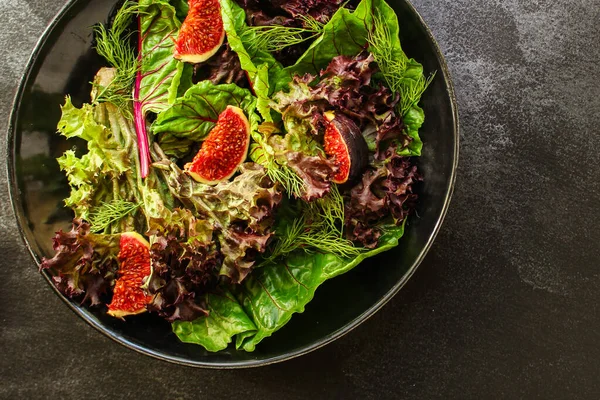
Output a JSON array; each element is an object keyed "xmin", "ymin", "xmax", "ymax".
[
  {"xmin": 138, "ymin": 0, "xmax": 192, "ymax": 115},
  {"xmin": 151, "ymin": 81, "xmax": 260, "ymax": 158}
]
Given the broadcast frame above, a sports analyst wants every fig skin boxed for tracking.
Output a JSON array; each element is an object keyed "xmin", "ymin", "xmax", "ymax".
[{"xmin": 324, "ymin": 112, "xmax": 369, "ymax": 184}]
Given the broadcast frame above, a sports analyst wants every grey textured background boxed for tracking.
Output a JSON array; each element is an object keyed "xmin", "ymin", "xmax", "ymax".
[{"xmin": 2, "ymin": 0, "xmax": 600, "ymax": 399}]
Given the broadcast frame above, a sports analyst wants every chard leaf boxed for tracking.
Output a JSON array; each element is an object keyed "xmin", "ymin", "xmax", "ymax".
[
  {"xmin": 172, "ymin": 290, "xmax": 257, "ymax": 352},
  {"xmin": 138, "ymin": 0, "xmax": 191, "ymax": 115},
  {"xmin": 152, "ymin": 82, "xmax": 258, "ymax": 154}
]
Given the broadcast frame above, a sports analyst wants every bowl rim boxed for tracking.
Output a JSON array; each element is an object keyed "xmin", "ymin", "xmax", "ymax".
[{"xmin": 6, "ymin": 0, "xmax": 459, "ymax": 369}]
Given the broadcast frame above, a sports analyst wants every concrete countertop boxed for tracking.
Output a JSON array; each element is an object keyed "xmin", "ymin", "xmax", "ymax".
[{"xmin": 1, "ymin": 0, "xmax": 599, "ymax": 398}]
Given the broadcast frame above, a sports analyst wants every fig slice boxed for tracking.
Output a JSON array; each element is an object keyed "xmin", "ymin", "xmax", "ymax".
[
  {"xmin": 174, "ymin": 0, "xmax": 225, "ymax": 64},
  {"xmin": 107, "ymin": 232, "xmax": 152, "ymax": 319},
  {"xmin": 184, "ymin": 105, "xmax": 251, "ymax": 184},
  {"xmin": 323, "ymin": 111, "xmax": 369, "ymax": 184}
]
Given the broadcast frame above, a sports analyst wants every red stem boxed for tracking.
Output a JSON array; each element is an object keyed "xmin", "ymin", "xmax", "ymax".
[{"xmin": 133, "ymin": 14, "xmax": 150, "ymax": 178}]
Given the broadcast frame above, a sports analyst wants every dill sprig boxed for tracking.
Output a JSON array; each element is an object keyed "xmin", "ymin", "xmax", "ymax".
[
  {"xmin": 88, "ymin": 199, "xmax": 141, "ymax": 233},
  {"xmin": 367, "ymin": 11, "xmax": 435, "ymax": 116},
  {"xmin": 92, "ymin": 1, "xmax": 140, "ymax": 116},
  {"xmin": 245, "ymin": 15, "xmax": 325, "ymax": 53},
  {"xmin": 267, "ymin": 162, "xmax": 305, "ymax": 199},
  {"xmin": 249, "ymin": 137, "xmax": 306, "ymax": 199},
  {"xmin": 267, "ymin": 186, "xmax": 362, "ymax": 261}
]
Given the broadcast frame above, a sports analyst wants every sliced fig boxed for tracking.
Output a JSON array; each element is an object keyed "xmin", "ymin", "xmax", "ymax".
[
  {"xmin": 323, "ymin": 112, "xmax": 369, "ymax": 184},
  {"xmin": 174, "ymin": 0, "xmax": 225, "ymax": 64},
  {"xmin": 185, "ymin": 106, "xmax": 251, "ymax": 184},
  {"xmin": 107, "ymin": 232, "xmax": 152, "ymax": 319}
]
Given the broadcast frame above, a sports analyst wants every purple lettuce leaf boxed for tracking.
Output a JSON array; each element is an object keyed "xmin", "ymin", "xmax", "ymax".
[
  {"xmin": 345, "ymin": 147, "xmax": 421, "ymax": 248},
  {"xmin": 152, "ymin": 150, "xmax": 283, "ymax": 283},
  {"xmin": 192, "ymin": 44, "xmax": 249, "ymax": 87},
  {"xmin": 272, "ymin": 52, "xmax": 411, "ymax": 159},
  {"xmin": 145, "ymin": 209, "xmax": 223, "ymax": 322},
  {"xmin": 237, "ymin": 0, "xmax": 345, "ymax": 26},
  {"xmin": 40, "ymin": 220, "xmax": 120, "ymax": 306}
]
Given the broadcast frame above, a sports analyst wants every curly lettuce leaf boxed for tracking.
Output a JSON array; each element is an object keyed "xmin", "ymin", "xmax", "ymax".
[
  {"xmin": 153, "ymin": 157, "xmax": 282, "ymax": 283},
  {"xmin": 173, "ymin": 290, "xmax": 257, "ymax": 352},
  {"xmin": 56, "ymin": 95, "xmax": 134, "ymax": 222},
  {"xmin": 146, "ymin": 208, "xmax": 222, "ymax": 322},
  {"xmin": 194, "ymin": 44, "xmax": 249, "ymax": 87},
  {"xmin": 239, "ymin": 0, "xmax": 344, "ymax": 26},
  {"xmin": 152, "ymin": 82, "xmax": 258, "ymax": 155},
  {"xmin": 345, "ymin": 151, "xmax": 420, "ymax": 247},
  {"xmin": 40, "ymin": 219, "xmax": 120, "ymax": 306}
]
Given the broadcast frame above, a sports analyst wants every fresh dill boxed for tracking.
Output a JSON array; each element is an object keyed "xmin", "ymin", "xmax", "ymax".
[
  {"xmin": 92, "ymin": 1, "xmax": 140, "ymax": 116},
  {"xmin": 266, "ymin": 186, "xmax": 362, "ymax": 261},
  {"xmin": 89, "ymin": 199, "xmax": 141, "ymax": 233},
  {"xmin": 249, "ymin": 137, "xmax": 306, "ymax": 199},
  {"xmin": 245, "ymin": 15, "xmax": 326, "ymax": 53},
  {"xmin": 367, "ymin": 11, "xmax": 435, "ymax": 116},
  {"xmin": 267, "ymin": 163, "xmax": 306, "ymax": 199}
]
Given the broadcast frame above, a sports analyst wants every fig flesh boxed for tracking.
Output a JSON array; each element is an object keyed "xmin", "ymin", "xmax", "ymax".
[
  {"xmin": 107, "ymin": 232, "xmax": 152, "ymax": 319},
  {"xmin": 174, "ymin": 0, "xmax": 225, "ymax": 64},
  {"xmin": 184, "ymin": 106, "xmax": 251, "ymax": 184}
]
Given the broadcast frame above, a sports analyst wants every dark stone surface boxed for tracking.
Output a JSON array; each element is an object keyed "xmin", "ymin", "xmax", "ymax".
[{"xmin": 1, "ymin": 0, "xmax": 599, "ymax": 399}]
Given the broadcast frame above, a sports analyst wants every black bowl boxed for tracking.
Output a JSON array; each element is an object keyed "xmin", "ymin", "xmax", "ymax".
[{"xmin": 7, "ymin": 0, "xmax": 458, "ymax": 368}]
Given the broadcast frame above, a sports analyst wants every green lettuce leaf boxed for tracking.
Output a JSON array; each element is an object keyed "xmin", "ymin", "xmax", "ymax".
[
  {"xmin": 172, "ymin": 290, "xmax": 257, "ymax": 351},
  {"xmin": 138, "ymin": 0, "xmax": 191, "ymax": 115},
  {"xmin": 235, "ymin": 224, "xmax": 405, "ymax": 351},
  {"xmin": 366, "ymin": 0, "xmax": 430, "ymax": 156},
  {"xmin": 398, "ymin": 104, "xmax": 424, "ymax": 156},
  {"xmin": 152, "ymin": 82, "xmax": 258, "ymax": 155}
]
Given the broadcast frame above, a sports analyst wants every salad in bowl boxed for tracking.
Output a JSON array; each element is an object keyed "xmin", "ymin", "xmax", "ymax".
[{"xmin": 40, "ymin": 0, "xmax": 433, "ymax": 353}]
